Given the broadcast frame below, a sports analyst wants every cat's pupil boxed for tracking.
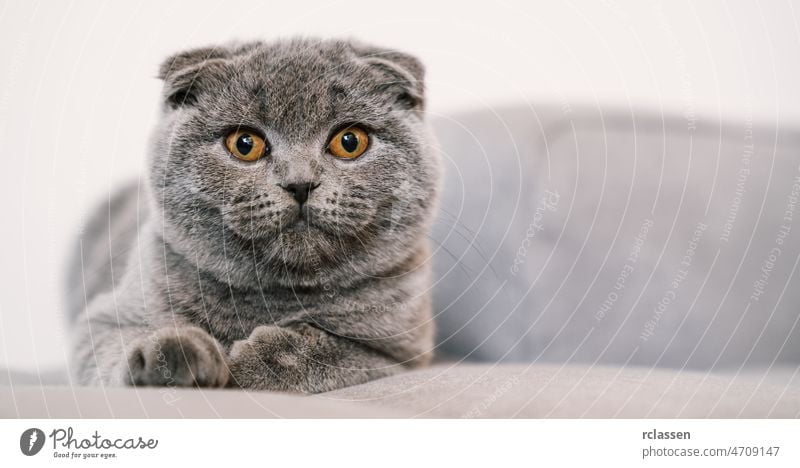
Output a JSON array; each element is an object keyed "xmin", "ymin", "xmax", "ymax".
[
  {"xmin": 341, "ymin": 132, "xmax": 358, "ymax": 152},
  {"xmin": 236, "ymin": 134, "xmax": 254, "ymax": 154}
]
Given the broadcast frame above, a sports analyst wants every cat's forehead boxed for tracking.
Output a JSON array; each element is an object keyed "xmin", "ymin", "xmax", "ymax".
[{"xmin": 223, "ymin": 43, "xmax": 382, "ymax": 137}]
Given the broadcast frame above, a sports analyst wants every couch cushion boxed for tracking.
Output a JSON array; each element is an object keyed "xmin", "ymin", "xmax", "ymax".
[
  {"xmin": 327, "ymin": 363, "xmax": 800, "ymax": 418},
  {"xmin": 3, "ymin": 364, "xmax": 797, "ymax": 418}
]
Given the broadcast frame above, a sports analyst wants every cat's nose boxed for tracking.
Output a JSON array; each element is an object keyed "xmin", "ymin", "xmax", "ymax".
[{"xmin": 280, "ymin": 182, "xmax": 319, "ymax": 206}]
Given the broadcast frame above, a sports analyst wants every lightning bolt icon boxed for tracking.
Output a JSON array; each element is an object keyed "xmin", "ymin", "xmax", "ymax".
[{"xmin": 29, "ymin": 431, "xmax": 38, "ymax": 451}]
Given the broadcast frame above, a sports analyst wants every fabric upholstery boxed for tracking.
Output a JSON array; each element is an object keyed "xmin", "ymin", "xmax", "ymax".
[
  {"xmin": 429, "ymin": 106, "xmax": 800, "ymax": 369},
  {"xmin": 3, "ymin": 363, "xmax": 797, "ymax": 418}
]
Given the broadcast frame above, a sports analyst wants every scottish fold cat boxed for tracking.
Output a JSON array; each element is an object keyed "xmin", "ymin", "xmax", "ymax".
[{"xmin": 67, "ymin": 38, "xmax": 441, "ymax": 392}]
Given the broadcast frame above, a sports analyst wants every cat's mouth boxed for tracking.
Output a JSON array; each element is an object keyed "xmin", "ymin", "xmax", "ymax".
[
  {"xmin": 283, "ymin": 216, "xmax": 312, "ymax": 231},
  {"xmin": 281, "ymin": 206, "xmax": 325, "ymax": 234}
]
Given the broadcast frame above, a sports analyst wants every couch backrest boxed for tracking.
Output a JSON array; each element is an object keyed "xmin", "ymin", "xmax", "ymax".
[{"xmin": 430, "ymin": 105, "xmax": 800, "ymax": 370}]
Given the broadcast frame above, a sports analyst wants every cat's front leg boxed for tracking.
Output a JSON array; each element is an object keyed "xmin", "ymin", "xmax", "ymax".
[
  {"xmin": 73, "ymin": 299, "xmax": 228, "ymax": 388},
  {"xmin": 227, "ymin": 324, "xmax": 401, "ymax": 393},
  {"xmin": 122, "ymin": 326, "xmax": 230, "ymax": 388}
]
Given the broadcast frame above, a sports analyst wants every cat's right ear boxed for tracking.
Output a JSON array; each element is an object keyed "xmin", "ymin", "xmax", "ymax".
[
  {"xmin": 351, "ymin": 42, "xmax": 426, "ymax": 111},
  {"xmin": 157, "ymin": 47, "xmax": 230, "ymax": 109}
]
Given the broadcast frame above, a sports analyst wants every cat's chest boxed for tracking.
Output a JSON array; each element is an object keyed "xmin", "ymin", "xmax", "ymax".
[{"xmin": 173, "ymin": 286, "xmax": 327, "ymax": 346}]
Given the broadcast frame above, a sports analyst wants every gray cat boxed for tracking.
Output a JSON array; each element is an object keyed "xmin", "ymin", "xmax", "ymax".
[{"xmin": 66, "ymin": 38, "xmax": 441, "ymax": 393}]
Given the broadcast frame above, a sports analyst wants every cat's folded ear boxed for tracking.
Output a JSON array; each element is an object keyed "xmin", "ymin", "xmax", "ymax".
[
  {"xmin": 351, "ymin": 43, "xmax": 426, "ymax": 110},
  {"xmin": 157, "ymin": 46, "xmax": 232, "ymax": 109}
]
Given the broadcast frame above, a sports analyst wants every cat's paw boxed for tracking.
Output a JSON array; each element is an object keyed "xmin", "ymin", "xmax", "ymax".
[
  {"xmin": 122, "ymin": 327, "xmax": 229, "ymax": 388},
  {"xmin": 227, "ymin": 325, "xmax": 310, "ymax": 390}
]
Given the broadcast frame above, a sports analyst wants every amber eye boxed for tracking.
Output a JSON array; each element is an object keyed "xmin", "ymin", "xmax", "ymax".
[
  {"xmin": 225, "ymin": 130, "xmax": 268, "ymax": 161},
  {"xmin": 328, "ymin": 126, "xmax": 369, "ymax": 159}
]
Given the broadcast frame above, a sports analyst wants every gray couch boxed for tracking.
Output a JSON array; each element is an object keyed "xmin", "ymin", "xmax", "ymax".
[{"xmin": 3, "ymin": 104, "xmax": 799, "ymax": 417}]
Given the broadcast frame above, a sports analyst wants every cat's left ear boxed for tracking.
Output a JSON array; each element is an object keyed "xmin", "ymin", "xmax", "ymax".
[{"xmin": 352, "ymin": 43, "xmax": 426, "ymax": 110}]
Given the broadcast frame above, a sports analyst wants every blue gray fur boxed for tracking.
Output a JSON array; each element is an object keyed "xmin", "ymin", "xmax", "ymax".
[{"xmin": 67, "ymin": 38, "xmax": 441, "ymax": 392}]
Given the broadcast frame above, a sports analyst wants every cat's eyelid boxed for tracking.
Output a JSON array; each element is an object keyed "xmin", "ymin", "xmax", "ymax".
[
  {"xmin": 218, "ymin": 124, "xmax": 267, "ymax": 139},
  {"xmin": 325, "ymin": 121, "xmax": 376, "ymax": 142}
]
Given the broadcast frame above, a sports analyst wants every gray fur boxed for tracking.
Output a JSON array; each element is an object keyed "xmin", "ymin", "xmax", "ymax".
[{"xmin": 68, "ymin": 38, "xmax": 441, "ymax": 393}]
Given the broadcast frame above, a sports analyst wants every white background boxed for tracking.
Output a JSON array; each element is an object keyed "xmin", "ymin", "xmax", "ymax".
[
  {"xmin": 2, "ymin": 420, "xmax": 799, "ymax": 466},
  {"xmin": 1, "ymin": 0, "xmax": 799, "ymax": 371}
]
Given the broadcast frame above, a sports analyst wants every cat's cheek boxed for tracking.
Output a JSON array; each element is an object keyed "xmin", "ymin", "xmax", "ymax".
[{"xmin": 220, "ymin": 208, "xmax": 273, "ymax": 240}]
